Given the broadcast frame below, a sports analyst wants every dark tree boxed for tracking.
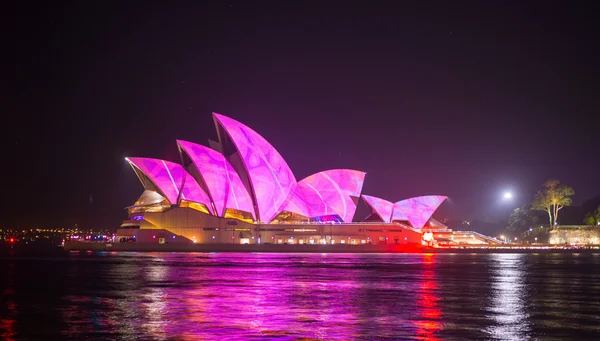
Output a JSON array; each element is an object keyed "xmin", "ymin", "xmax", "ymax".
[
  {"xmin": 583, "ymin": 205, "xmax": 600, "ymax": 225},
  {"xmin": 506, "ymin": 204, "xmax": 539, "ymax": 234}
]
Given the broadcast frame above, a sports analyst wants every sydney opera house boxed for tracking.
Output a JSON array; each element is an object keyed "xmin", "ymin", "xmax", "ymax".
[{"xmin": 116, "ymin": 113, "xmax": 459, "ymax": 246}]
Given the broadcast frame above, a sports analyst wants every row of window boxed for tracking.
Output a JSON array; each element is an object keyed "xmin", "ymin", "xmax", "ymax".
[
  {"xmin": 254, "ymin": 228, "xmax": 318, "ymax": 232},
  {"xmin": 358, "ymin": 229, "xmax": 404, "ymax": 232},
  {"xmin": 203, "ymin": 227, "xmax": 251, "ymax": 231},
  {"xmin": 202, "ymin": 227, "xmax": 401, "ymax": 232}
]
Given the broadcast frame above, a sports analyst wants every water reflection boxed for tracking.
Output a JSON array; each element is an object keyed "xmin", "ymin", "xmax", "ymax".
[
  {"xmin": 95, "ymin": 253, "xmax": 445, "ymax": 340},
  {"xmin": 141, "ymin": 259, "xmax": 169, "ymax": 339},
  {"xmin": 485, "ymin": 253, "xmax": 531, "ymax": 340},
  {"xmin": 414, "ymin": 254, "xmax": 442, "ymax": 341},
  {"xmin": 2, "ymin": 252, "xmax": 600, "ymax": 340},
  {"xmin": 0, "ymin": 262, "xmax": 17, "ymax": 341}
]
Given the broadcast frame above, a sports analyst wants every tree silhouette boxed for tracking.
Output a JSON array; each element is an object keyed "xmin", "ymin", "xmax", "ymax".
[{"xmin": 506, "ymin": 204, "xmax": 538, "ymax": 234}]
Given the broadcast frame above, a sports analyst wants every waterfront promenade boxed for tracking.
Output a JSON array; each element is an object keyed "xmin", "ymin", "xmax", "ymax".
[{"xmin": 63, "ymin": 240, "xmax": 600, "ymax": 254}]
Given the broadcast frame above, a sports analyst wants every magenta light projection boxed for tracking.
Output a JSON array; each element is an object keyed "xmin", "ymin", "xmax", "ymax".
[
  {"xmin": 213, "ymin": 113, "xmax": 297, "ymax": 222},
  {"xmin": 285, "ymin": 169, "xmax": 366, "ymax": 222},
  {"xmin": 361, "ymin": 195, "xmax": 394, "ymax": 222},
  {"xmin": 391, "ymin": 206, "xmax": 409, "ymax": 222},
  {"xmin": 393, "ymin": 195, "xmax": 447, "ymax": 229},
  {"xmin": 283, "ymin": 191, "xmax": 311, "ymax": 218},
  {"xmin": 180, "ymin": 173, "xmax": 214, "ymax": 213},
  {"xmin": 126, "ymin": 157, "xmax": 213, "ymax": 214},
  {"xmin": 177, "ymin": 140, "xmax": 255, "ymax": 219}
]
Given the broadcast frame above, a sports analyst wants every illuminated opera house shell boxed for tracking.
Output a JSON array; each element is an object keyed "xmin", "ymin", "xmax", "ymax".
[{"xmin": 126, "ymin": 113, "xmax": 446, "ymax": 229}]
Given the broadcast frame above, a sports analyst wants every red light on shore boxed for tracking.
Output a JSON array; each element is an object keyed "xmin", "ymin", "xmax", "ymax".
[{"xmin": 10, "ymin": 238, "xmax": 14, "ymax": 243}]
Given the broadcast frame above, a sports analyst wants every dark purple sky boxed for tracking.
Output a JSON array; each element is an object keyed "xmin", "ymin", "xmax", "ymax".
[{"xmin": 4, "ymin": 1, "xmax": 599, "ymax": 230}]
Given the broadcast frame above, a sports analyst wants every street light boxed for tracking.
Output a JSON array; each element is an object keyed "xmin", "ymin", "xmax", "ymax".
[{"xmin": 503, "ymin": 191, "xmax": 513, "ymax": 200}]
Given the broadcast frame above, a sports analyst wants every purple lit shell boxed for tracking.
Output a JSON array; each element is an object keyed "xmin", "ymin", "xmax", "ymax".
[
  {"xmin": 178, "ymin": 140, "xmax": 255, "ymax": 219},
  {"xmin": 213, "ymin": 113, "xmax": 297, "ymax": 222},
  {"xmin": 128, "ymin": 115, "xmax": 446, "ymax": 226},
  {"xmin": 391, "ymin": 205, "xmax": 409, "ymax": 221},
  {"xmin": 127, "ymin": 157, "xmax": 213, "ymax": 214},
  {"xmin": 286, "ymin": 169, "xmax": 366, "ymax": 222},
  {"xmin": 180, "ymin": 173, "xmax": 214, "ymax": 213},
  {"xmin": 362, "ymin": 195, "xmax": 394, "ymax": 222},
  {"xmin": 393, "ymin": 195, "xmax": 447, "ymax": 229}
]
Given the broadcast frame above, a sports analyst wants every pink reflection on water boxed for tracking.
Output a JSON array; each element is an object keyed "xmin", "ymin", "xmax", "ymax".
[
  {"xmin": 54, "ymin": 253, "xmax": 453, "ymax": 340},
  {"xmin": 98, "ymin": 253, "xmax": 368, "ymax": 340},
  {"xmin": 414, "ymin": 254, "xmax": 442, "ymax": 341},
  {"xmin": 179, "ymin": 254, "xmax": 361, "ymax": 340}
]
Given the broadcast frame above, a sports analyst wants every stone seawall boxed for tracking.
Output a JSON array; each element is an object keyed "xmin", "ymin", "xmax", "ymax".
[{"xmin": 549, "ymin": 228, "xmax": 600, "ymax": 245}]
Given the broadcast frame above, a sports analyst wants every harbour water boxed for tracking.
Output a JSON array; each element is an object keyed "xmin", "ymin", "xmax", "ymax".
[{"xmin": 1, "ymin": 251, "xmax": 599, "ymax": 340}]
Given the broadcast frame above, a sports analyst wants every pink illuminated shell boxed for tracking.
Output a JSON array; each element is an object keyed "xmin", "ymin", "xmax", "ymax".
[
  {"xmin": 391, "ymin": 205, "xmax": 408, "ymax": 221},
  {"xmin": 285, "ymin": 169, "xmax": 366, "ymax": 222},
  {"xmin": 178, "ymin": 140, "xmax": 255, "ymax": 219},
  {"xmin": 126, "ymin": 157, "xmax": 213, "ymax": 214},
  {"xmin": 393, "ymin": 195, "xmax": 447, "ymax": 229},
  {"xmin": 213, "ymin": 113, "xmax": 297, "ymax": 222},
  {"xmin": 283, "ymin": 190, "xmax": 311, "ymax": 218},
  {"xmin": 128, "ymin": 114, "xmax": 446, "ymax": 227},
  {"xmin": 362, "ymin": 195, "xmax": 394, "ymax": 222},
  {"xmin": 180, "ymin": 173, "xmax": 214, "ymax": 209}
]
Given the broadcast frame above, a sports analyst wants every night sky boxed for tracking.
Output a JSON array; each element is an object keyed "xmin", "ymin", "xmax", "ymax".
[{"xmin": 4, "ymin": 1, "xmax": 599, "ymax": 230}]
